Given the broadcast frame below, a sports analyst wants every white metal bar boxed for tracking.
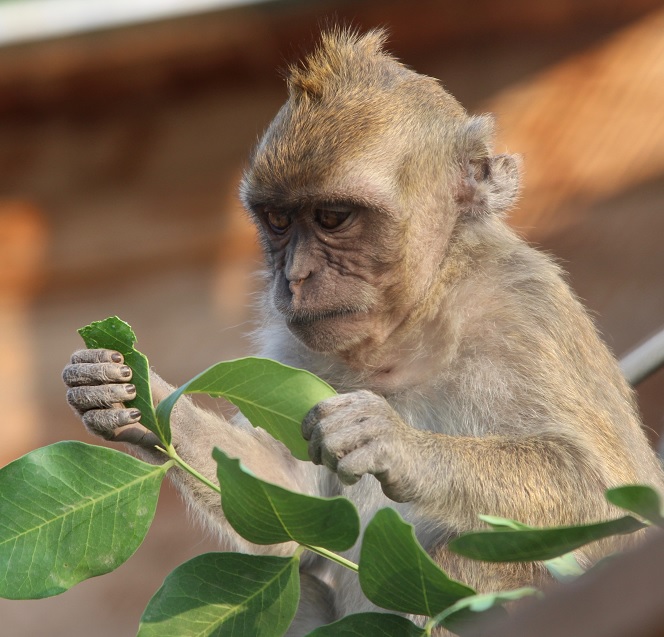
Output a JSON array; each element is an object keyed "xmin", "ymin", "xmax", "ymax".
[
  {"xmin": 620, "ymin": 327, "xmax": 664, "ymax": 387},
  {"xmin": 0, "ymin": 0, "xmax": 270, "ymax": 47}
]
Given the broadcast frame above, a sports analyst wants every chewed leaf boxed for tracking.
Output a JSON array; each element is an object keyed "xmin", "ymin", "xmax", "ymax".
[
  {"xmin": 158, "ymin": 357, "xmax": 337, "ymax": 460},
  {"xmin": 79, "ymin": 316, "xmax": 167, "ymax": 445},
  {"xmin": 0, "ymin": 442, "xmax": 168, "ymax": 599}
]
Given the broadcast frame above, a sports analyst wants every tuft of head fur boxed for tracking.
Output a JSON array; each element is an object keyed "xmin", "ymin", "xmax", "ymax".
[{"xmin": 287, "ymin": 28, "xmax": 397, "ymax": 99}]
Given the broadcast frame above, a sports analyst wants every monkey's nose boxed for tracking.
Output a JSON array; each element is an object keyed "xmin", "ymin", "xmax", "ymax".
[{"xmin": 289, "ymin": 279, "xmax": 305, "ymax": 295}]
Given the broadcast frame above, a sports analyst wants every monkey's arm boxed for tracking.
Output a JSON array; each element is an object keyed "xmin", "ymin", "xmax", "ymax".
[
  {"xmin": 63, "ymin": 348, "xmax": 316, "ymax": 554},
  {"xmin": 303, "ymin": 390, "xmax": 618, "ymax": 533}
]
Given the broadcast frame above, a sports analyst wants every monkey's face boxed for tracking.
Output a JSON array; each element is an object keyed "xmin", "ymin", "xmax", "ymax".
[{"xmin": 247, "ymin": 195, "xmax": 412, "ymax": 355}]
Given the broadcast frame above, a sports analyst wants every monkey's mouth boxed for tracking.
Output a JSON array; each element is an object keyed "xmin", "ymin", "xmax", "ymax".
[
  {"xmin": 279, "ymin": 307, "xmax": 366, "ymax": 328},
  {"xmin": 280, "ymin": 303, "xmax": 376, "ymax": 353},
  {"xmin": 285, "ymin": 307, "xmax": 364, "ymax": 327}
]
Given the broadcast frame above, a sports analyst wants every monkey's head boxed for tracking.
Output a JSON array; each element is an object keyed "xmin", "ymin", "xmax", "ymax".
[{"xmin": 241, "ymin": 29, "xmax": 520, "ymax": 357}]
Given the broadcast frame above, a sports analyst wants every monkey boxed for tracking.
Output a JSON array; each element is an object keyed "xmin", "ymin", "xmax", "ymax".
[{"xmin": 62, "ymin": 29, "xmax": 664, "ymax": 635}]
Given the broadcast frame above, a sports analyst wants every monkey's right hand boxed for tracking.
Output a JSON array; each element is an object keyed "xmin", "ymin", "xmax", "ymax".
[{"xmin": 63, "ymin": 349, "xmax": 161, "ymax": 448}]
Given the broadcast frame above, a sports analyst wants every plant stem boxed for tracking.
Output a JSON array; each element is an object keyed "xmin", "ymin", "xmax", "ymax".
[
  {"xmin": 301, "ymin": 544, "xmax": 359, "ymax": 572},
  {"xmin": 164, "ymin": 444, "xmax": 222, "ymax": 495}
]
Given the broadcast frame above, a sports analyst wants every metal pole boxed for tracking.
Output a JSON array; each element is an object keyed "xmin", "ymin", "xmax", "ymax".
[
  {"xmin": 619, "ymin": 327, "xmax": 664, "ymax": 458},
  {"xmin": 620, "ymin": 327, "xmax": 664, "ymax": 386}
]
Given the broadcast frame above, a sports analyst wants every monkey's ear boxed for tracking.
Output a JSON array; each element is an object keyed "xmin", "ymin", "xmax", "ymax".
[{"xmin": 456, "ymin": 115, "xmax": 521, "ymax": 217}]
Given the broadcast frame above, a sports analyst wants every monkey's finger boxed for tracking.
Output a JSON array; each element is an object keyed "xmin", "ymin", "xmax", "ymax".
[
  {"xmin": 317, "ymin": 429, "xmax": 367, "ymax": 473},
  {"xmin": 301, "ymin": 394, "xmax": 356, "ymax": 440},
  {"xmin": 336, "ymin": 445, "xmax": 387, "ymax": 486},
  {"xmin": 336, "ymin": 468, "xmax": 362, "ymax": 486},
  {"xmin": 67, "ymin": 384, "xmax": 136, "ymax": 412},
  {"xmin": 307, "ymin": 427, "xmax": 324, "ymax": 465},
  {"xmin": 62, "ymin": 362, "xmax": 132, "ymax": 387},
  {"xmin": 82, "ymin": 407, "xmax": 142, "ymax": 438},
  {"xmin": 71, "ymin": 349, "xmax": 124, "ymax": 364},
  {"xmin": 112, "ymin": 424, "xmax": 162, "ymax": 449},
  {"xmin": 301, "ymin": 409, "xmax": 320, "ymax": 441}
]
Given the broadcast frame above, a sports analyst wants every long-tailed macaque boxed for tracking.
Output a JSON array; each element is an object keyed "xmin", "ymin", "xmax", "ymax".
[{"xmin": 63, "ymin": 29, "xmax": 664, "ymax": 635}]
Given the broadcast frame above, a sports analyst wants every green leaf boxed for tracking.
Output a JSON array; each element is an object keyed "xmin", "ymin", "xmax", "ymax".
[
  {"xmin": 431, "ymin": 587, "xmax": 542, "ymax": 634},
  {"xmin": 606, "ymin": 485, "xmax": 664, "ymax": 527},
  {"xmin": 543, "ymin": 552, "xmax": 585, "ymax": 582},
  {"xmin": 449, "ymin": 515, "xmax": 646, "ymax": 562},
  {"xmin": 139, "ymin": 553, "xmax": 299, "ymax": 637},
  {"xmin": 359, "ymin": 508, "xmax": 474, "ymax": 617},
  {"xmin": 214, "ymin": 448, "xmax": 360, "ymax": 551},
  {"xmin": 0, "ymin": 441, "xmax": 168, "ymax": 599},
  {"xmin": 478, "ymin": 515, "xmax": 584, "ymax": 581},
  {"xmin": 307, "ymin": 612, "xmax": 426, "ymax": 636},
  {"xmin": 156, "ymin": 357, "xmax": 336, "ymax": 461},
  {"xmin": 478, "ymin": 515, "xmax": 530, "ymax": 531},
  {"xmin": 79, "ymin": 316, "xmax": 166, "ymax": 444}
]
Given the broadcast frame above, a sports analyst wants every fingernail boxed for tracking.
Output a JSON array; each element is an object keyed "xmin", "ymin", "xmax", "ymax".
[
  {"xmin": 126, "ymin": 384, "xmax": 136, "ymax": 394},
  {"xmin": 111, "ymin": 353, "xmax": 123, "ymax": 363},
  {"xmin": 130, "ymin": 409, "xmax": 141, "ymax": 420},
  {"xmin": 121, "ymin": 366, "xmax": 131, "ymax": 378}
]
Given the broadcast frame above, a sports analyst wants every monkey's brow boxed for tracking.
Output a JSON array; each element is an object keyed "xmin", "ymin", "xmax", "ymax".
[
  {"xmin": 247, "ymin": 193, "xmax": 393, "ymax": 217},
  {"xmin": 320, "ymin": 188, "xmax": 399, "ymax": 218}
]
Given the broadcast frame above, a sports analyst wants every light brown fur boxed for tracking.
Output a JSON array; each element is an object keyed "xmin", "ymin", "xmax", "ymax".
[{"xmin": 64, "ymin": 29, "xmax": 664, "ymax": 635}]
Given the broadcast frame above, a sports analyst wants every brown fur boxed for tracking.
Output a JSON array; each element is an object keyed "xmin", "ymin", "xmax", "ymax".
[{"xmin": 64, "ymin": 29, "xmax": 664, "ymax": 635}]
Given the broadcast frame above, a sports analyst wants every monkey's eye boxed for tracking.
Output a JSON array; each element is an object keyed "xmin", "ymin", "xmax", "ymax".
[
  {"xmin": 316, "ymin": 206, "xmax": 352, "ymax": 231},
  {"xmin": 266, "ymin": 210, "xmax": 291, "ymax": 234}
]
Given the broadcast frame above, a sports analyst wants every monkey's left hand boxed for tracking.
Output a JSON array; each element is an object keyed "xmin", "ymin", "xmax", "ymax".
[{"xmin": 302, "ymin": 390, "xmax": 422, "ymax": 502}]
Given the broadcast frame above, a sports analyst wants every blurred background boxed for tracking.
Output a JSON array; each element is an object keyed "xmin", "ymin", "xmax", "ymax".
[{"xmin": 0, "ymin": 0, "xmax": 663, "ymax": 634}]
